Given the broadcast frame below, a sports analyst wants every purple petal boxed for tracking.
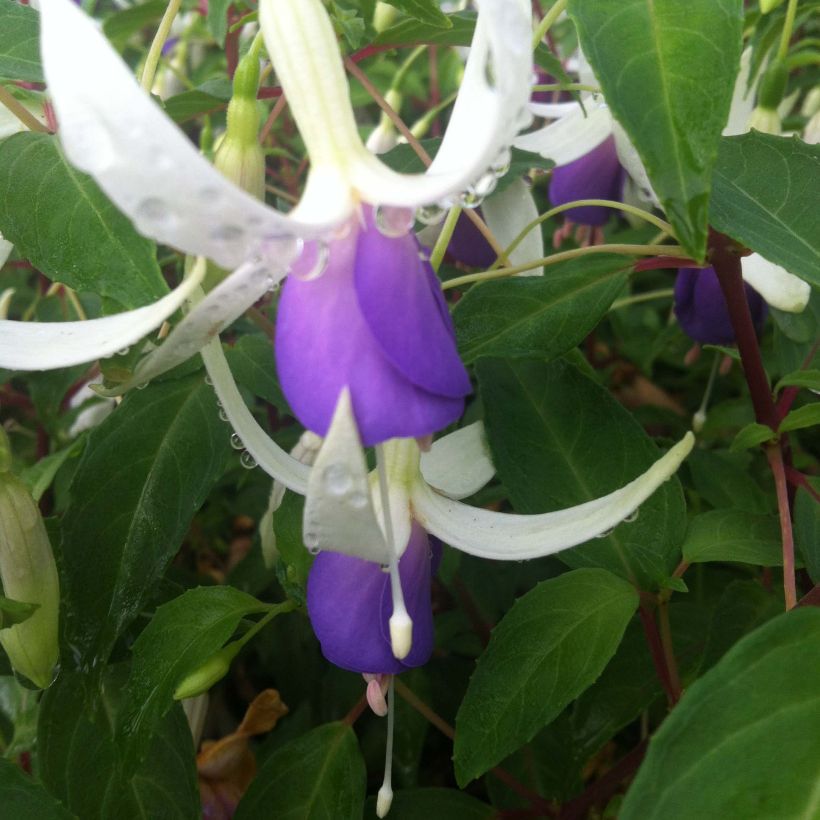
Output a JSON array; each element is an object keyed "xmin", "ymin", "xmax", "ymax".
[
  {"xmin": 306, "ymin": 524, "xmax": 436, "ymax": 675},
  {"xmin": 354, "ymin": 211, "xmax": 472, "ymax": 399},
  {"xmin": 674, "ymin": 266, "xmax": 768, "ymax": 345},
  {"xmin": 446, "ymin": 210, "xmax": 497, "ymax": 269},
  {"xmin": 549, "ymin": 135, "xmax": 623, "ymax": 226},
  {"xmin": 275, "ymin": 227, "xmax": 466, "ymax": 446}
]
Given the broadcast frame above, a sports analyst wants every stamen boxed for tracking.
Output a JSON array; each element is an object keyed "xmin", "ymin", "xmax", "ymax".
[
  {"xmin": 366, "ymin": 677, "xmax": 389, "ymax": 717},
  {"xmin": 376, "ymin": 676, "xmax": 395, "ymax": 818},
  {"xmin": 375, "ymin": 444, "xmax": 413, "ymax": 661}
]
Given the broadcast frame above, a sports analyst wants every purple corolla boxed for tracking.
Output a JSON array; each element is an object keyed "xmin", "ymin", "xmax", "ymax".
[
  {"xmin": 275, "ymin": 208, "xmax": 471, "ymax": 447},
  {"xmin": 674, "ymin": 266, "xmax": 768, "ymax": 345},
  {"xmin": 307, "ymin": 523, "xmax": 439, "ymax": 674}
]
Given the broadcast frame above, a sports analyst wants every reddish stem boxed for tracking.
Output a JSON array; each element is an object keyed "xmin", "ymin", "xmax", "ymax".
[
  {"xmin": 785, "ymin": 467, "xmax": 820, "ymax": 502},
  {"xmin": 766, "ymin": 444, "xmax": 798, "ymax": 609},
  {"xmin": 633, "ymin": 256, "xmax": 698, "ymax": 272},
  {"xmin": 638, "ymin": 603, "xmax": 678, "ymax": 706}
]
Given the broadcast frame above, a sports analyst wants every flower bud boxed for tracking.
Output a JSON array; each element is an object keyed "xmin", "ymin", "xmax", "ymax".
[
  {"xmin": 757, "ymin": 61, "xmax": 788, "ymax": 111},
  {"xmin": 173, "ymin": 643, "xmax": 238, "ymax": 700},
  {"xmin": 759, "ymin": 0, "xmax": 785, "ymax": 12},
  {"xmin": 213, "ymin": 36, "xmax": 266, "ymax": 201},
  {"xmin": 0, "ymin": 433, "xmax": 59, "ymax": 689}
]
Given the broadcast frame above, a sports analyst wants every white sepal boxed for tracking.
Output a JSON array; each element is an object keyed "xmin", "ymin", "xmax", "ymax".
[
  {"xmin": 347, "ymin": 0, "xmax": 532, "ymax": 208},
  {"xmin": 420, "ymin": 422, "xmax": 495, "ymax": 500},
  {"xmin": 100, "ymin": 252, "xmax": 293, "ymax": 395},
  {"xmin": 481, "ymin": 178, "xmax": 543, "ymax": 275},
  {"xmin": 611, "ymin": 120, "xmax": 661, "ymax": 207},
  {"xmin": 39, "ymin": 0, "xmax": 332, "ymax": 270},
  {"xmin": 199, "ymin": 339, "xmax": 310, "ymax": 493},
  {"xmin": 303, "ymin": 389, "xmax": 390, "ymax": 564},
  {"xmin": 528, "ymin": 100, "xmax": 584, "ymax": 119},
  {"xmin": 0, "ymin": 262, "xmax": 205, "ymax": 370},
  {"xmin": 741, "ymin": 254, "xmax": 811, "ymax": 313},
  {"xmin": 513, "ymin": 103, "xmax": 612, "ymax": 166},
  {"xmin": 412, "ymin": 433, "xmax": 695, "ymax": 560}
]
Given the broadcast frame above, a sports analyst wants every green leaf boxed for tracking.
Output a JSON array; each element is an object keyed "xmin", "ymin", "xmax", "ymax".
[
  {"xmin": 384, "ymin": 0, "xmax": 451, "ymax": 28},
  {"xmin": 235, "ymin": 722, "xmax": 366, "ymax": 819},
  {"xmin": 365, "ymin": 789, "xmax": 496, "ymax": 819},
  {"xmin": 775, "ymin": 368, "xmax": 820, "ymax": 393},
  {"xmin": 621, "ymin": 609, "xmax": 820, "ymax": 819},
  {"xmin": 453, "ymin": 568, "xmax": 639, "ymax": 785},
  {"xmin": 682, "ymin": 509, "xmax": 784, "ymax": 565},
  {"xmin": 710, "ymin": 133, "xmax": 820, "ymax": 286},
  {"xmin": 0, "ymin": 133, "xmax": 166, "ymax": 308},
  {"xmin": 686, "ymin": 448, "xmax": 771, "ymax": 513},
  {"xmin": 477, "ymin": 358, "xmax": 687, "ymax": 588},
  {"xmin": 795, "ymin": 479, "xmax": 820, "ymax": 584},
  {"xmin": 0, "ymin": 1, "xmax": 41, "ymax": 83},
  {"xmin": 18, "ymin": 437, "xmax": 86, "ymax": 502},
  {"xmin": 778, "ymin": 402, "xmax": 820, "ymax": 433},
  {"xmin": 0, "ymin": 595, "xmax": 38, "ymax": 630},
  {"xmin": 567, "ymin": 0, "xmax": 744, "ymax": 260},
  {"xmin": 374, "ymin": 11, "xmax": 475, "ymax": 46},
  {"xmin": 38, "ymin": 670, "xmax": 199, "ymax": 820},
  {"xmin": 59, "ymin": 376, "xmax": 231, "ymax": 671},
  {"xmin": 102, "ymin": 0, "xmax": 166, "ymax": 49},
  {"xmin": 225, "ymin": 335, "xmax": 289, "ymax": 411},
  {"xmin": 118, "ymin": 586, "xmax": 271, "ymax": 768},
  {"xmin": 273, "ymin": 491, "xmax": 313, "ymax": 591},
  {"xmin": 0, "ymin": 757, "xmax": 75, "ymax": 820},
  {"xmin": 453, "ymin": 255, "xmax": 630, "ymax": 364},
  {"xmin": 730, "ymin": 421, "xmax": 776, "ymax": 451},
  {"xmin": 208, "ymin": 0, "xmax": 231, "ymax": 45}
]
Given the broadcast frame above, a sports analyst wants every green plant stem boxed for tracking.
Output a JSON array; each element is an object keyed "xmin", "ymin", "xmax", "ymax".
[
  {"xmin": 234, "ymin": 599, "xmax": 297, "ymax": 651},
  {"xmin": 430, "ymin": 205, "xmax": 462, "ymax": 272},
  {"xmin": 532, "ymin": 0, "xmax": 568, "ymax": 48},
  {"xmin": 777, "ymin": 0, "xmax": 800, "ymax": 62},
  {"xmin": 767, "ymin": 443, "xmax": 797, "ymax": 610},
  {"xmin": 531, "ymin": 83, "xmax": 601, "ymax": 94},
  {"xmin": 609, "ymin": 288, "xmax": 675, "ymax": 311},
  {"xmin": 140, "ymin": 0, "xmax": 183, "ymax": 91},
  {"xmin": 443, "ymin": 244, "xmax": 683, "ymax": 291}
]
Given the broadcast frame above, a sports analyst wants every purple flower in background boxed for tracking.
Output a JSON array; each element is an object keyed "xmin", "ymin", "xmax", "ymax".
[
  {"xmin": 549, "ymin": 135, "xmax": 623, "ymax": 247},
  {"xmin": 674, "ymin": 266, "xmax": 768, "ymax": 345},
  {"xmin": 446, "ymin": 209, "xmax": 497, "ymax": 269},
  {"xmin": 307, "ymin": 524, "xmax": 439, "ymax": 674},
  {"xmin": 275, "ymin": 208, "xmax": 471, "ymax": 447}
]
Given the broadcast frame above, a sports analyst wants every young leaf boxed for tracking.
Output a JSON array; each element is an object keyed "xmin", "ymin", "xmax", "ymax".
[
  {"xmin": 453, "ymin": 568, "xmax": 639, "ymax": 785},
  {"xmin": 682, "ymin": 509, "xmax": 784, "ymax": 566},
  {"xmin": 778, "ymin": 402, "xmax": 820, "ymax": 433},
  {"xmin": 453, "ymin": 255, "xmax": 630, "ymax": 363},
  {"xmin": 477, "ymin": 358, "xmax": 687, "ymax": 588},
  {"xmin": 774, "ymin": 368, "xmax": 820, "ymax": 393},
  {"xmin": 0, "ymin": 133, "xmax": 166, "ymax": 309},
  {"xmin": 567, "ymin": 0, "xmax": 743, "ymax": 260},
  {"xmin": 234, "ymin": 722, "xmax": 366, "ymax": 819},
  {"xmin": 0, "ymin": 0, "xmax": 42, "ymax": 83},
  {"xmin": 710, "ymin": 133, "xmax": 820, "ymax": 286},
  {"xmin": 621, "ymin": 609, "xmax": 820, "ymax": 819},
  {"xmin": 118, "ymin": 586, "xmax": 273, "ymax": 769},
  {"xmin": 729, "ymin": 421, "xmax": 775, "ymax": 451},
  {"xmin": 0, "ymin": 757, "xmax": 75, "ymax": 819},
  {"xmin": 59, "ymin": 376, "xmax": 231, "ymax": 672},
  {"xmin": 384, "ymin": 0, "xmax": 451, "ymax": 29}
]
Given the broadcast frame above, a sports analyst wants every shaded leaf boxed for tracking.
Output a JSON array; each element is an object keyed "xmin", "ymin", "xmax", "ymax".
[
  {"xmin": 794, "ymin": 478, "xmax": 820, "ymax": 584},
  {"xmin": 682, "ymin": 509, "xmax": 783, "ymax": 565},
  {"xmin": 365, "ymin": 788, "xmax": 495, "ymax": 819},
  {"xmin": 0, "ymin": 133, "xmax": 166, "ymax": 308},
  {"xmin": 0, "ymin": 757, "xmax": 75, "ymax": 820},
  {"xmin": 384, "ymin": 0, "xmax": 451, "ymax": 28},
  {"xmin": 0, "ymin": 595, "xmax": 38, "ymax": 630},
  {"xmin": 0, "ymin": 0, "xmax": 41, "ymax": 83},
  {"xmin": 779, "ymin": 402, "xmax": 820, "ymax": 433},
  {"xmin": 730, "ymin": 422, "xmax": 776, "ymax": 451},
  {"xmin": 453, "ymin": 568, "xmax": 639, "ymax": 785}
]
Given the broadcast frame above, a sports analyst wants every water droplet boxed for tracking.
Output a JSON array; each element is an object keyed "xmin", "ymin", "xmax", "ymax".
[
  {"xmin": 136, "ymin": 197, "xmax": 172, "ymax": 224},
  {"xmin": 379, "ymin": 563, "xmax": 390, "ymax": 573},
  {"xmin": 595, "ymin": 527, "xmax": 615, "ymax": 539},
  {"xmin": 322, "ymin": 463, "xmax": 352, "ymax": 495},
  {"xmin": 239, "ymin": 450, "xmax": 257, "ymax": 469},
  {"xmin": 491, "ymin": 147, "xmax": 512, "ymax": 178},
  {"xmin": 417, "ymin": 248, "xmax": 431, "ymax": 263},
  {"xmin": 218, "ymin": 408, "xmax": 229, "ymax": 422},
  {"xmin": 459, "ymin": 187, "xmax": 483, "ymax": 209},
  {"xmin": 374, "ymin": 205, "xmax": 415, "ymax": 238},
  {"xmin": 230, "ymin": 433, "xmax": 244, "ymax": 450},
  {"xmin": 204, "ymin": 375, "xmax": 213, "ymax": 386},
  {"xmin": 289, "ymin": 240, "xmax": 330, "ymax": 281},
  {"xmin": 304, "ymin": 530, "xmax": 320, "ymax": 552},
  {"xmin": 624, "ymin": 509, "xmax": 640, "ymax": 524},
  {"xmin": 349, "ymin": 491, "xmax": 368, "ymax": 510},
  {"xmin": 474, "ymin": 172, "xmax": 498, "ymax": 198},
  {"xmin": 136, "ymin": 382, "xmax": 149, "ymax": 390},
  {"xmin": 116, "ymin": 346, "xmax": 130, "ymax": 356},
  {"xmin": 211, "ymin": 224, "xmax": 244, "ymax": 242},
  {"xmin": 416, "ymin": 203, "xmax": 446, "ymax": 226}
]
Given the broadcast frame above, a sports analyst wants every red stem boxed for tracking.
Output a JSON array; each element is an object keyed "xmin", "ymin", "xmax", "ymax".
[
  {"xmin": 638, "ymin": 603, "xmax": 677, "ymax": 706},
  {"xmin": 766, "ymin": 444, "xmax": 798, "ymax": 609}
]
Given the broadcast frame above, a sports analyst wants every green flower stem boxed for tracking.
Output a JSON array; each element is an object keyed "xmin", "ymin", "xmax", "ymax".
[
  {"xmin": 532, "ymin": 0, "xmax": 568, "ymax": 49},
  {"xmin": 140, "ymin": 0, "xmax": 183, "ymax": 92},
  {"xmin": 777, "ymin": 0, "xmax": 799, "ymax": 62},
  {"xmin": 496, "ymin": 200, "xmax": 677, "ymax": 269},
  {"xmin": 409, "ymin": 91, "xmax": 458, "ymax": 139},
  {"xmin": 609, "ymin": 288, "xmax": 675, "ymax": 311},
  {"xmin": 430, "ymin": 205, "xmax": 462, "ymax": 272},
  {"xmin": 767, "ymin": 443, "xmax": 797, "ymax": 610},
  {"xmin": 531, "ymin": 83, "xmax": 601, "ymax": 94},
  {"xmin": 233, "ymin": 598, "xmax": 297, "ymax": 652},
  {"xmin": 442, "ymin": 244, "xmax": 684, "ymax": 291}
]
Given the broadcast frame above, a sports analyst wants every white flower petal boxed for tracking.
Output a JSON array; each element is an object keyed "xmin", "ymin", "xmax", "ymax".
[
  {"xmin": 348, "ymin": 0, "xmax": 533, "ymax": 207},
  {"xmin": 481, "ymin": 178, "xmax": 543, "ymax": 274},
  {"xmin": 513, "ymin": 103, "xmax": 612, "ymax": 166},
  {"xmin": 199, "ymin": 338, "xmax": 310, "ymax": 493},
  {"xmin": 420, "ymin": 422, "xmax": 495, "ymax": 500},
  {"xmin": 303, "ymin": 389, "xmax": 391, "ymax": 564},
  {"xmin": 39, "ymin": 0, "xmax": 332, "ymax": 269},
  {"xmin": 412, "ymin": 433, "xmax": 694, "ymax": 560},
  {"xmin": 0, "ymin": 263, "xmax": 205, "ymax": 370},
  {"xmin": 611, "ymin": 120, "xmax": 661, "ymax": 208},
  {"xmin": 742, "ymin": 253, "xmax": 811, "ymax": 313},
  {"xmin": 723, "ymin": 48, "xmax": 755, "ymax": 137},
  {"xmin": 100, "ymin": 251, "xmax": 293, "ymax": 395},
  {"xmin": 528, "ymin": 100, "xmax": 584, "ymax": 119}
]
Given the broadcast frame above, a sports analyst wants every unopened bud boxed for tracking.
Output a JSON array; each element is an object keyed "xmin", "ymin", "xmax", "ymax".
[
  {"xmin": 757, "ymin": 61, "xmax": 788, "ymax": 111},
  {"xmin": 747, "ymin": 106, "xmax": 781, "ymax": 135},
  {"xmin": 0, "ymin": 452, "xmax": 59, "ymax": 689},
  {"xmin": 173, "ymin": 643, "xmax": 238, "ymax": 700}
]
